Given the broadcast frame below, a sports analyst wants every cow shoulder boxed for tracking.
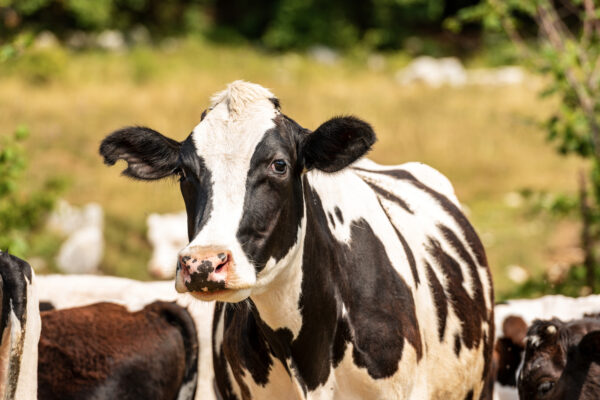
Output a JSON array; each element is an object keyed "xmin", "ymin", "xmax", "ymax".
[
  {"xmin": 353, "ymin": 159, "xmax": 458, "ymax": 204},
  {"xmin": 292, "ymin": 181, "xmax": 421, "ymax": 388},
  {"xmin": 397, "ymin": 162, "xmax": 459, "ymax": 206}
]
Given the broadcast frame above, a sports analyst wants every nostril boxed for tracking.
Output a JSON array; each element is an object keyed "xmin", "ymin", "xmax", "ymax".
[
  {"xmin": 215, "ymin": 253, "xmax": 230, "ymax": 272},
  {"xmin": 181, "ymin": 255, "xmax": 191, "ymax": 265}
]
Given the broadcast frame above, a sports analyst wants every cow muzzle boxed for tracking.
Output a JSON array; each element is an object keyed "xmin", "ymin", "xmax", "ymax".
[{"xmin": 175, "ymin": 249, "xmax": 232, "ymax": 294}]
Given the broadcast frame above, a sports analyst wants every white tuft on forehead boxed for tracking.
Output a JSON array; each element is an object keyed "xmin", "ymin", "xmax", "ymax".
[{"xmin": 210, "ymin": 80, "xmax": 276, "ymax": 119}]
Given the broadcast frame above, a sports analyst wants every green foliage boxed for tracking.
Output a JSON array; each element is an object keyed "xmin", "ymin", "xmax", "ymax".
[
  {"xmin": 257, "ymin": 0, "xmax": 468, "ymax": 50},
  {"xmin": 0, "ymin": 0, "xmax": 482, "ymax": 51},
  {"xmin": 7, "ymin": 47, "xmax": 67, "ymax": 83},
  {"xmin": 519, "ymin": 188, "xmax": 579, "ymax": 217},
  {"xmin": 459, "ymin": 0, "xmax": 600, "ymax": 297},
  {"xmin": 1, "ymin": 0, "xmax": 214, "ymax": 37},
  {"xmin": 66, "ymin": 0, "xmax": 114, "ymax": 29},
  {"xmin": 0, "ymin": 126, "xmax": 65, "ymax": 257},
  {"xmin": 503, "ymin": 262, "xmax": 597, "ymax": 300},
  {"xmin": 0, "ymin": 32, "xmax": 33, "ymax": 62}
]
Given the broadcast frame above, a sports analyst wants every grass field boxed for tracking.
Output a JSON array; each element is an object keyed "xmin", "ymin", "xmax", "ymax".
[{"xmin": 0, "ymin": 39, "xmax": 585, "ymax": 297}]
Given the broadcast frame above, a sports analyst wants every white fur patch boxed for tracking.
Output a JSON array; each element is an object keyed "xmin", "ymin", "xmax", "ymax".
[
  {"xmin": 210, "ymin": 81, "xmax": 276, "ymax": 119},
  {"xmin": 0, "ymin": 271, "xmax": 40, "ymax": 400},
  {"xmin": 176, "ymin": 372, "xmax": 197, "ymax": 400},
  {"xmin": 14, "ymin": 272, "xmax": 40, "ymax": 400},
  {"xmin": 528, "ymin": 335, "xmax": 541, "ymax": 348}
]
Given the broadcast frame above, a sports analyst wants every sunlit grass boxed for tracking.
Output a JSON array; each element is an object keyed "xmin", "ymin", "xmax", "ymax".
[{"xmin": 0, "ymin": 40, "xmax": 584, "ymax": 296}]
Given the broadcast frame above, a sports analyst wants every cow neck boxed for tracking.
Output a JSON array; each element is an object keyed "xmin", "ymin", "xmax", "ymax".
[{"xmin": 249, "ymin": 173, "xmax": 343, "ymax": 388}]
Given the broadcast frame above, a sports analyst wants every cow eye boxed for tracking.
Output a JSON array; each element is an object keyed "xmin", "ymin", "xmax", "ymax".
[
  {"xmin": 271, "ymin": 159, "xmax": 287, "ymax": 175},
  {"xmin": 537, "ymin": 381, "xmax": 554, "ymax": 396}
]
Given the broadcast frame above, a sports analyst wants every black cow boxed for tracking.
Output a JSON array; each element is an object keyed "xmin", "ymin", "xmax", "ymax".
[
  {"xmin": 101, "ymin": 80, "xmax": 494, "ymax": 399},
  {"xmin": 518, "ymin": 317, "xmax": 600, "ymax": 400}
]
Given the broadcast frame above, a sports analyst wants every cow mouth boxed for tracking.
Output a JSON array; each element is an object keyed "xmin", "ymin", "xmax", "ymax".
[
  {"xmin": 189, "ymin": 289, "xmax": 228, "ymax": 299},
  {"xmin": 188, "ymin": 287, "xmax": 253, "ymax": 303}
]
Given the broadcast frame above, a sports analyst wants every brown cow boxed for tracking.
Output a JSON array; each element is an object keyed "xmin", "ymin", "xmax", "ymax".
[{"xmin": 38, "ymin": 301, "xmax": 198, "ymax": 400}]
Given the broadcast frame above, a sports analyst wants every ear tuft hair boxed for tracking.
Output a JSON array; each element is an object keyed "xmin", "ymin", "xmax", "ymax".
[
  {"xmin": 100, "ymin": 126, "xmax": 181, "ymax": 180},
  {"xmin": 302, "ymin": 116, "xmax": 376, "ymax": 173}
]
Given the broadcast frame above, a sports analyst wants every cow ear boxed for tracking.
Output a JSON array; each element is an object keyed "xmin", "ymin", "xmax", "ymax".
[
  {"xmin": 100, "ymin": 126, "xmax": 182, "ymax": 180},
  {"xmin": 503, "ymin": 315, "xmax": 528, "ymax": 347},
  {"xmin": 301, "ymin": 116, "xmax": 376, "ymax": 173},
  {"xmin": 579, "ymin": 330, "xmax": 600, "ymax": 362}
]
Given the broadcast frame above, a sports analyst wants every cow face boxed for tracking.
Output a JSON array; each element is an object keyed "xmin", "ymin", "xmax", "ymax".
[
  {"xmin": 518, "ymin": 318, "xmax": 600, "ymax": 400},
  {"xmin": 100, "ymin": 81, "xmax": 375, "ymax": 302},
  {"xmin": 518, "ymin": 319, "xmax": 566, "ymax": 399}
]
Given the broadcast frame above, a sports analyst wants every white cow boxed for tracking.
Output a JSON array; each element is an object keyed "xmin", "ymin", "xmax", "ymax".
[{"xmin": 48, "ymin": 200, "xmax": 104, "ymax": 274}]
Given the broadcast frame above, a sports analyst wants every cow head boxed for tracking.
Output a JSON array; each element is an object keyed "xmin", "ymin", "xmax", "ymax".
[
  {"xmin": 518, "ymin": 317, "xmax": 600, "ymax": 400},
  {"xmin": 100, "ymin": 81, "xmax": 375, "ymax": 302}
]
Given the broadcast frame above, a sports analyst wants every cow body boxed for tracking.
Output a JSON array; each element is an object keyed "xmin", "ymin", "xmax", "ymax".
[
  {"xmin": 212, "ymin": 160, "xmax": 494, "ymax": 399},
  {"xmin": 101, "ymin": 81, "xmax": 494, "ymax": 399}
]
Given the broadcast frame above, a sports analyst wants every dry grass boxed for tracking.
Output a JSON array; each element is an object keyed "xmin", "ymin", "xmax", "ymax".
[{"xmin": 0, "ymin": 40, "xmax": 584, "ymax": 294}]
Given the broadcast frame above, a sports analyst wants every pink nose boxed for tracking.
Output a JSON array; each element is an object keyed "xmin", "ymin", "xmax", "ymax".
[{"xmin": 178, "ymin": 251, "xmax": 232, "ymax": 292}]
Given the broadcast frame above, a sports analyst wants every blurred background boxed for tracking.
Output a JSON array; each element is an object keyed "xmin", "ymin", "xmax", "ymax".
[{"xmin": 1, "ymin": 0, "xmax": 598, "ymax": 300}]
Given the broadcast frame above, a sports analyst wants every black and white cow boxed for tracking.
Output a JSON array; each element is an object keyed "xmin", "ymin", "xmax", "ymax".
[
  {"xmin": 100, "ymin": 81, "xmax": 495, "ymax": 399},
  {"xmin": 0, "ymin": 251, "xmax": 40, "ymax": 400}
]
